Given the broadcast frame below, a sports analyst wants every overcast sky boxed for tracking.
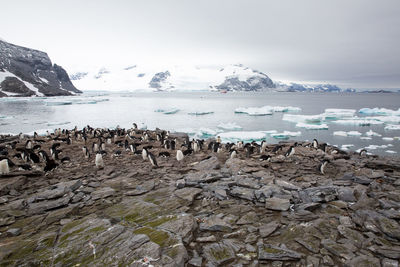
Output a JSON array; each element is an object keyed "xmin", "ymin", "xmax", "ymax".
[{"xmin": 2, "ymin": 0, "xmax": 400, "ymax": 88}]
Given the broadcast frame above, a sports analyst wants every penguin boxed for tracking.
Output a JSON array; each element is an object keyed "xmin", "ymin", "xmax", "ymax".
[
  {"xmin": 113, "ymin": 150, "xmax": 122, "ymax": 157},
  {"xmin": 318, "ymin": 160, "xmax": 329, "ymax": 174},
  {"xmin": 18, "ymin": 164, "xmax": 32, "ymax": 170},
  {"xmin": 245, "ymin": 145, "xmax": 254, "ymax": 158},
  {"xmin": 133, "ymin": 123, "xmax": 138, "ymax": 130},
  {"xmin": 318, "ymin": 143, "xmax": 327, "ymax": 153},
  {"xmin": 0, "ymin": 159, "xmax": 10, "ymax": 175},
  {"xmin": 359, "ymin": 149, "xmax": 367, "ymax": 157},
  {"xmin": 176, "ymin": 150, "xmax": 184, "ymax": 161},
  {"xmin": 159, "ymin": 151, "xmax": 171, "ymax": 158},
  {"xmin": 34, "ymin": 132, "xmax": 39, "ymax": 139},
  {"xmin": 229, "ymin": 149, "xmax": 237, "ymax": 159},
  {"xmin": 170, "ymin": 140, "xmax": 176, "ymax": 150},
  {"xmin": 285, "ymin": 146, "xmax": 295, "ymax": 157},
  {"xmin": 164, "ymin": 140, "xmax": 171, "ymax": 150},
  {"xmin": 32, "ymin": 144, "xmax": 41, "ymax": 151},
  {"xmin": 38, "ymin": 150, "xmax": 49, "ymax": 161},
  {"xmin": 21, "ymin": 150, "xmax": 30, "ymax": 162},
  {"xmin": 216, "ymin": 136, "xmax": 221, "ymax": 143},
  {"xmin": 272, "ymin": 145, "xmax": 282, "ymax": 153},
  {"xmin": 107, "ymin": 138, "xmax": 112, "ymax": 145},
  {"xmin": 193, "ymin": 141, "xmax": 199, "ymax": 153},
  {"xmin": 259, "ymin": 155, "xmax": 271, "ymax": 162},
  {"xmin": 25, "ymin": 140, "xmax": 33, "ymax": 149},
  {"xmin": 237, "ymin": 141, "xmax": 244, "ymax": 149},
  {"xmin": 100, "ymin": 142, "xmax": 106, "ymax": 151},
  {"xmin": 142, "ymin": 148, "xmax": 148, "ymax": 160},
  {"xmin": 148, "ymin": 152, "xmax": 158, "ymax": 167},
  {"xmin": 61, "ymin": 157, "xmax": 71, "ymax": 163},
  {"xmin": 95, "ymin": 153, "xmax": 104, "ymax": 169},
  {"xmin": 92, "ymin": 143, "xmax": 99, "ymax": 153},
  {"xmin": 44, "ymin": 158, "xmax": 58, "ymax": 172},
  {"xmin": 260, "ymin": 140, "xmax": 267, "ymax": 153},
  {"xmin": 29, "ymin": 152, "xmax": 40, "ymax": 163},
  {"xmin": 312, "ymin": 139, "xmax": 318, "ymax": 149}
]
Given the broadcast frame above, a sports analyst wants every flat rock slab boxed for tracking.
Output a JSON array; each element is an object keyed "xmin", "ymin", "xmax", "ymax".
[
  {"xmin": 91, "ymin": 187, "xmax": 115, "ymax": 200},
  {"xmin": 125, "ymin": 180, "xmax": 155, "ymax": 196},
  {"xmin": 174, "ymin": 187, "xmax": 202, "ymax": 203},
  {"xmin": 259, "ymin": 221, "xmax": 280, "ymax": 238},
  {"xmin": 203, "ymin": 242, "xmax": 235, "ymax": 266},
  {"xmin": 265, "ymin": 197, "xmax": 290, "ymax": 211},
  {"xmin": 200, "ymin": 216, "xmax": 233, "ymax": 232},
  {"xmin": 258, "ymin": 244, "xmax": 302, "ymax": 261},
  {"xmin": 229, "ymin": 186, "xmax": 255, "ymax": 201}
]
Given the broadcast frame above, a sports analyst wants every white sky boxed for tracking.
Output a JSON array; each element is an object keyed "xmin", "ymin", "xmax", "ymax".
[{"xmin": 1, "ymin": 0, "xmax": 400, "ymax": 88}]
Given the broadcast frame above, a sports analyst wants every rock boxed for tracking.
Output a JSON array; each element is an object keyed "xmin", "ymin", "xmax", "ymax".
[
  {"xmin": 337, "ymin": 225, "xmax": 365, "ymax": 248},
  {"xmin": 91, "ymin": 187, "xmax": 115, "ymax": 200},
  {"xmin": 259, "ymin": 221, "xmax": 280, "ymax": 238},
  {"xmin": 255, "ymin": 185, "xmax": 291, "ymax": 202},
  {"xmin": 196, "ymin": 235, "xmax": 217, "ymax": 242},
  {"xmin": 235, "ymin": 176, "xmax": 261, "ymax": 189},
  {"xmin": 188, "ymin": 257, "xmax": 203, "ymax": 267},
  {"xmin": 382, "ymin": 258, "xmax": 399, "ymax": 267},
  {"xmin": 345, "ymin": 255, "xmax": 381, "ymax": 267},
  {"xmin": 158, "ymin": 214, "xmax": 197, "ymax": 244},
  {"xmin": 229, "ymin": 186, "xmax": 255, "ymax": 201},
  {"xmin": 0, "ymin": 196, "xmax": 8, "ymax": 204},
  {"xmin": 274, "ymin": 179, "xmax": 301, "ymax": 191},
  {"xmin": 338, "ymin": 187, "xmax": 357, "ymax": 202},
  {"xmin": 258, "ymin": 244, "xmax": 302, "ymax": 261},
  {"xmin": 321, "ymin": 239, "xmax": 356, "ymax": 260},
  {"xmin": 200, "ymin": 216, "xmax": 233, "ymax": 232},
  {"xmin": 184, "ymin": 172, "xmax": 223, "ymax": 185},
  {"xmin": 299, "ymin": 186, "xmax": 338, "ymax": 203},
  {"xmin": 125, "ymin": 180, "xmax": 155, "ymax": 196},
  {"xmin": 237, "ymin": 212, "xmax": 258, "ymax": 225},
  {"xmin": 176, "ymin": 179, "xmax": 185, "ymax": 189},
  {"xmin": 28, "ymin": 195, "xmax": 71, "ymax": 215},
  {"xmin": 265, "ymin": 197, "xmax": 290, "ymax": 211},
  {"xmin": 203, "ymin": 242, "xmax": 236, "ymax": 266},
  {"xmin": 6, "ymin": 228, "xmax": 21, "ymax": 236},
  {"xmin": 194, "ymin": 156, "xmax": 220, "ymax": 171},
  {"xmin": 372, "ymin": 245, "xmax": 400, "ymax": 259},
  {"xmin": 174, "ymin": 187, "xmax": 202, "ymax": 204},
  {"xmin": 295, "ymin": 236, "xmax": 321, "ymax": 254},
  {"xmin": 306, "ymin": 255, "xmax": 320, "ymax": 267}
]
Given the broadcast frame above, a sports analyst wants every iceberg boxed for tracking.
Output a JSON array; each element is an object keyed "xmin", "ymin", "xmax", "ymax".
[
  {"xmin": 324, "ymin": 108, "xmax": 356, "ymax": 119},
  {"xmin": 282, "ymin": 114, "xmax": 325, "ymax": 124},
  {"xmin": 365, "ymin": 116, "xmax": 400, "ymax": 123},
  {"xmin": 360, "ymin": 137, "xmax": 372, "ymax": 140},
  {"xmin": 155, "ymin": 108, "xmax": 180, "ymax": 114},
  {"xmin": 365, "ymin": 130, "xmax": 382, "ymax": 137},
  {"xmin": 271, "ymin": 131, "xmax": 301, "ymax": 140},
  {"xmin": 385, "ymin": 150, "xmax": 397, "ymax": 154},
  {"xmin": 382, "ymin": 137, "xmax": 394, "ymax": 141},
  {"xmin": 365, "ymin": 144, "xmax": 388, "ymax": 150},
  {"xmin": 332, "ymin": 118, "xmax": 383, "ymax": 126},
  {"xmin": 218, "ymin": 131, "xmax": 268, "ymax": 143},
  {"xmin": 217, "ymin": 122, "xmax": 243, "ymax": 131},
  {"xmin": 359, "ymin": 107, "xmax": 400, "ymax": 116},
  {"xmin": 295, "ymin": 122, "xmax": 328, "ymax": 130},
  {"xmin": 385, "ymin": 124, "xmax": 400, "ymax": 130},
  {"xmin": 188, "ymin": 111, "xmax": 214, "ymax": 115},
  {"xmin": 341, "ymin": 144, "xmax": 354, "ymax": 150},
  {"xmin": 235, "ymin": 105, "xmax": 301, "ymax": 116},
  {"xmin": 196, "ymin": 128, "xmax": 219, "ymax": 138},
  {"xmin": 333, "ymin": 131, "xmax": 348, "ymax": 137},
  {"xmin": 333, "ymin": 131, "xmax": 362, "ymax": 137}
]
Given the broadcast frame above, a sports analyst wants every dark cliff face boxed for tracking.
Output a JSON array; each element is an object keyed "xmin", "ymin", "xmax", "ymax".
[{"xmin": 0, "ymin": 40, "xmax": 81, "ymax": 97}]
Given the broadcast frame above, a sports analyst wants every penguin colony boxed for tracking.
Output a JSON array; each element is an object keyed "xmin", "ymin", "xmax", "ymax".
[{"xmin": 0, "ymin": 124, "xmax": 360, "ymax": 176}]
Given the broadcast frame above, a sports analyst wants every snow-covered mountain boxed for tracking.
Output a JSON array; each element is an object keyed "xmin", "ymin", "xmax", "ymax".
[
  {"xmin": 70, "ymin": 64, "xmax": 276, "ymax": 92},
  {"xmin": 274, "ymin": 82, "xmax": 354, "ymax": 93}
]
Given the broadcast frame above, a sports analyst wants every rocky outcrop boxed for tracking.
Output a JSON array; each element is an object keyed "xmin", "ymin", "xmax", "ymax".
[
  {"xmin": 149, "ymin": 71, "xmax": 172, "ymax": 90},
  {"xmin": 0, "ymin": 40, "xmax": 81, "ymax": 97},
  {"xmin": 1, "ymin": 127, "xmax": 400, "ymax": 266},
  {"xmin": 216, "ymin": 70, "xmax": 275, "ymax": 92}
]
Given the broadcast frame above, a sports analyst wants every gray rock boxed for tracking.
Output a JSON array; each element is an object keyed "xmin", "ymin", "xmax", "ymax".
[
  {"xmin": 235, "ymin": 176, "xmax": 261, "ymax": 189},
  {"xmin": 91, "ymin": 187, "xmax": 115, "ymax": 200},
  {"xmin": 321, "ymin": 239, "xmax": 356, "ymax": 260},
  {"xmin": 229, "ymin": 186, "xmax": 255, "ymax": 201},
  {"xmin": 382, "ymin": 258, "xmax": 399, "ymax": 267},
  {"xmin": 158, "ymin": 214, "xmax": 197, "ymax": 244},
  {"xmin": 196, "ymin": 235, "xmax": 217, "ymax": 242},
  {"xmin": 125, "ymin": 180, "xmax": 155, "ymax": 196},
  {"xmin": 274, "ymin": 179, "xmax": 301, "ymax": 191},
  {"xmin": 28, "ymin": 195, "xmax": 71, "ymax": 215},
  {"xmin": 194, "ymin": 156, "xmax": 220, "ymax": 170},
  {"xmin": 258, "ymin": 244, "xmax": 302, "ymax": 261},
  {"xmin": 0, "ymin": 216, "xmax": 15, "ymax": 226},
  {"xmin": 6, "ymin": 228, "xmax": 21, "ymax": 236},
  {"xmin": 203, "ymin": 242, "xmax": 236, "ymax": 266},
  {"xmin": 174, "ymin": 187, "xmax": 202, "ymax": 204},
  {"xmin": 345, "ymin": 255, "xmax": 381, "ymax": 267},
  {"xmin": 265, "ymin": 197, "xmax": 290, "ymax": 211},
  {"xmin": 338, "ymin": 187, "xmax": 356, "ymax": 202},
  {"xmin": 200, "ymin": 216, "xmax": 233, "ymax": 232},
  {"xmin": 188, "ymin": 257, "xmax": 203, "ymax": 267},
  {"xmin": 259, "ymin": 221, "xmax": 280, "ymax": 238},
  {"xmin": 176, "ymin": 179, "xmax": 185, "ymax": 189},
  {"xmin": 299, "ymin": 186, "xmax": 338, "ymax": 203}
]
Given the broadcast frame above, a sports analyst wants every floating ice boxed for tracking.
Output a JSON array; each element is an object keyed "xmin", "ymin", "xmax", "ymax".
[
  {"xmin": 365, "ymin": 144, "xmax": 388, "ymax": 150},
  {"xmin": 217, "ymin": 122, "xmax": 243, "ymax": 131},
  {"xmin": 332, "ymin": 118, "xmax": 383, "ymax": 126},
  {"xmin": 324, "ymin": 108, "xmax": 356, "ymax": 119},
  {"xmin": 295, "ymin": 122, "xmax": 328, "ymax": 130},
  {"xmin": 384, "ymin": 124, "xmax": 400, "ymax": 130},
  {"xmin": 46, "ymin": 101, "xmax": 73, "ymax": 106},
  {"xmin": 47, "ymin": 121, "xmax": 71, "ymax": 126},
  {"xmin": 271, "ymin": 131, "xmax": 301, "ymax": 140},
  {"xmin": 360, "ymin": 137, "xmax": 372, "ymax": 140},
  {"xmin": 359, "ymin": 107, "xmax": 400, "ymax": 116},
  {"xmin": 382, "ymin": 137, "xmax": 394, "ymax": 141},
  {"xmin": 0, "ymin": 115, "xmax": 13, "ymax": 119},
  {"xmin": 155, "ymin": 108, "xmax": 180, "ymax": 114},
  {"xmin": 348, "ymin": 131, "xmax": 362, "ymax": 136},
  {"xmin": 218, "ymin": 131, "xmax": 268, "ymax": 142},
  {"xmin": 188, "ymin": 111, "xmax": 214, "ymax": 115},
  {"xmin": 282, "ymin": 114, "xmax": 324, "ymax": 123},
  {"xmin": 385, "ymin": 150, "xmax": 397, "ymax": 154},
  {"xmin": 365, "ymin": 130, "xmax": 382, "ymax": 137},
  {"xmin": 235, "ymin": 105, "xmax": 301, "ymax": 116},
  {"xmin": 196, "ymin": 128, "xmax": 219, "ymax": 138},
  {"xmin": 333, "ymin": 131, "xmax": 348, "ymax": 137},
  {"xmin": 341, "ymin": 144, "xmax": 354, "ymax": 150}
]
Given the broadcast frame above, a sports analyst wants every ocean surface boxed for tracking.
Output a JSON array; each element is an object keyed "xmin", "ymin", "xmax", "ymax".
[{"xmin": 0, "ymin": 91, "xmax": 400, "ymax": 156}]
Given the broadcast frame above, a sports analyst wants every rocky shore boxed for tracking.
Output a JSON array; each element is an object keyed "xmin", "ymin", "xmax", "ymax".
[{"xmin": 0, "ymin": 126, "xmax": 400, "ymax": 266}]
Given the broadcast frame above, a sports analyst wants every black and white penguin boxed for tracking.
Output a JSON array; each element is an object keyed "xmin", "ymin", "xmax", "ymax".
[
  {"xmin": 272, "ymin": 145, "xmax": 282, "ymax": 154},
  {"xmin": 148, "ymin": 152, "xmax": 158, "ymax": 167},
  {"xmin": 237, "ymin": 141, "xmax": 244, "ymax": 149},
  {"xmin": 318, "ymin": 143, "xmax": 327, "ymax": 153},
  {"xmin": 164, "ymin": 140, "xmax": 171, "ymax": 150},
  {"xmin": 259, "ymin": 155, "xmax": 271, "ymax": 162},
  {"xmin": 142, "ymin": 148, "xmax": 148, "ymax": 160},
  {"xmin": 312, "ymin": 139, "xmax": 318, "ymax": 149},
  {"xmin": 95, "ymin": 152, "xmax": 104, "ymax": 169},
  {"xmin": 0, "ymin": 158, "xmax": 10, "ymax": 174},
  {"xmin": 159, "ymin": 151, "xmax": 171, "ymax": 158},
  {"xmin": 229, "ymin": 149, "xmax": 237, "ymax": 159},
  {"xmin": 359, "ymin": 149, "xmax": 367, "ymax": 157},
  {"xmin": 318, "ymin": 160, "xmax": 329, "ymax": 174},
  {"xmin": 113, "ymin": 150, "xmax": 122, "ymax": 157},
  {"xmin": 25, "ymin": 140, "xmax": 33, "ymax": 149},
  {"xmin": 170, "ymin": 139, "xmax": 176, "ymax": 150},
  {"xmin": 176, "ymin": 150, "xmax": 184, "ymax": 161},
  {"xmin": 216, "ymin": 136, "xmax": 221, "ymax": 143},
  {"xmin": 92, "ymin": 142, "xmax": 99, "ymax": 153},
  {"xmin": 34, "ymin": 132, "xmax": 39, "ymax": 140},
  {"xmin": 38, "ymin": 150, "xmax": 49, "ymax": 161},
  {"xmin": 29, "ymin": 152, "xmax": 40, "ymax": 163},
  {"xmin": 260, "ymin": 140, "xmax": 267, "ymax": 153},
  {"xmin": 18, "ymin": 164, "xmax": 32, "ymax": 171},
  {"xmin": 285, "ymin": 146, "xmax": 295, "ymax": 157},
  {"xmin": 21, "ymin": 150, "xmax": 30, "ymax": 162},
  {"xmin": 44, "ymin": 158, "xmax": 58, "ymax": 172}
]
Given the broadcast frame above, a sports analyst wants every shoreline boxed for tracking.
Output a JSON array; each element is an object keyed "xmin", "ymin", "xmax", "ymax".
[{"xmin": 1, "ymin": 126, "xmax": 400, "ymax": 266}]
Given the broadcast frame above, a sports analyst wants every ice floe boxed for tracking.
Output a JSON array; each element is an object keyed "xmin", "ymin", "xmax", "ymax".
[
  {"xmin": 155, "ymin": 108, "xmax": 180, "ymax": 114},
  {"xmin": 295, "ymin": 122, "xmax": 328, "ymax": 130},
  {"xmin": 270, "ymin": 131, "xmax": 301, "ymax": 139},
  {"xmin": 187, "ymin": 111, "xmax": 214, "ymax": 115},
  {"xmin": 217, "ymin": 122, "xmax": 243, "ymax": 131},
  {"xmin": 384, "ymin": 124, "xmax": 400, "ymax": 130},
  {"xmin": 333, "ymin": 131, "xmax": 362, "ymax": 137},
  {"xmin": 359, "ymin": 107, "xmax": 400, "ymax": 116},
  {"xmin": 341, "ymin": 144, "xmax": 354, "ymax": 150},
  {"xmin": 365, "ymin": 130, "xmax": 382, "ymax": 137},
  {"xmin": 47, "ymin": 121, "xmax": 71, "ymax": 127},
  {"xmin": 282, "ymin": 114, "xmax": 324, "ymax": 123},
  {"xmin": 385, "ymin": 150, "xmax": 397, "ymax": 154},
  {"xmin": 382, "ymin": 137, "xmax": 394, "ymax": 141},
  {"xmin": 365, "ymin": 144, "xmax": 389, "ymax": 150},
  {"xmin": 324, "ymin": 109, "xmax": 356, "ymax": 119},
  {"xmin": 332, "ymin": 118, "xmax": 383, "ymax": 126},
  {"xmin": 360, "ymin": 137, "xmax": 372, "ymax": 140},
  {"xmin": 218, "ymin": 131, "xmax": 268, "ymax": 142},
  {"xmin": 235, "ymin": 105, "xmax": 301, "ymax": 116}
]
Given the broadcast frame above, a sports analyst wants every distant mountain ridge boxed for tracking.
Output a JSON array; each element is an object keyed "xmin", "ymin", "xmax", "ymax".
[{"xmin": 0, "ymin": 40, "xmax": 81, "ymax": 97}]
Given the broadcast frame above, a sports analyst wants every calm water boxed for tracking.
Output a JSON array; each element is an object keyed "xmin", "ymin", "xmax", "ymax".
[{"xmin": 0, "ymin": 91, "xmax": 399, "ymax": 156}]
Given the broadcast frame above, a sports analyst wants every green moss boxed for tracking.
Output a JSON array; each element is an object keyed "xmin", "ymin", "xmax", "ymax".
[
  {"xmin": 5, "ymin": 241, "xmax": 36, "ymax": 261},
  {"xmin": 210, "ymin": 247, "xmax": 231, "ymax": 261},
  {"xmin": 62, "ymin": 219, "xmax": 82, "ymax": 233},
  {"xmin": 59, "ymin": 227, "xmax": 86, "ymax": 243},
  {"xmin": 263, "ymin": 247, "xmax": 281, "ymax": 254},
  {"xmin": 144, "ymin": 216, "xmax": 176, "ymax": 228},
  {"xmin": 133, "ymin": 227, "xmax": 171, "ymax": 247},
  {"xmin": 88, "ymin": 226, "xmax": 106, "ymax": 234},
  {"xmin": 41, "ymin": 236, "xmax": 56, "ymax": 248}
]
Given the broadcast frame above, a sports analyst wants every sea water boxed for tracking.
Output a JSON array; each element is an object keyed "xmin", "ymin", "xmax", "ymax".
[{"xmin": 0, "ymin": 91, "xmax": 399, "ymax": 156}]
